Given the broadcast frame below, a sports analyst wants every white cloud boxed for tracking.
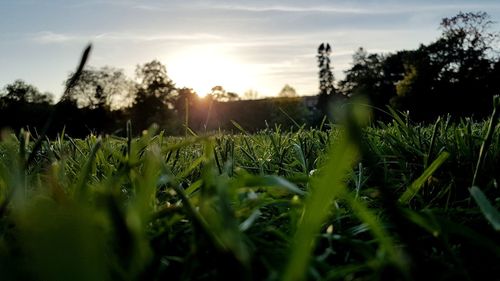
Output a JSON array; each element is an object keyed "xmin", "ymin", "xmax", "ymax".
[
  {"xmin": 31, "ymin": 31, "xmax": 223, "ymax": 44},
  {"xmin": 206, "ymin": 2, "xmax": 500, "ymax": 15},
  {"xmin": 70, "ymin": 0, "xmax": 186, "ymax": 11},
  {"xmin": 32, "ymin": 31, "xmax": 78, "ymax": 44},
  {"xmin": 93, "ymin": 32, "xmax": 223, "ymax": 42},
  {"xmin": 212, "ymin": 4, "xmax": 371, "ymax": 14}
]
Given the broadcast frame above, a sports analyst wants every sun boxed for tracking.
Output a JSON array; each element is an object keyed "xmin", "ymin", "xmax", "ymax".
[{"xmin": 166, "ymin": 45, "xmax": 258, "ymax": 97}]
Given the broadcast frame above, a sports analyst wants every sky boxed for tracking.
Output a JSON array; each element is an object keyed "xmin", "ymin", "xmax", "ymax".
[{"xmin": 1, "ymin": 0, "xmax": 500, "ymax": 100}]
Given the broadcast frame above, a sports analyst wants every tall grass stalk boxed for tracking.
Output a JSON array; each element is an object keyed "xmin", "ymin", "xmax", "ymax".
[
  {"xmin": 472, "ymin": 95, "xmax": 500, "ymax": 186},
  {"xmin": 282, "ymin": 127, "xmax": 358, "ymax": 281}
]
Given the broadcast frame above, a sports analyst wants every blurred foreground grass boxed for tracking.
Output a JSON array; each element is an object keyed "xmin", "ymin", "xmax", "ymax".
[{"xmin": 0, "ymin": 106, "xmax": 500, "ymax": 280}]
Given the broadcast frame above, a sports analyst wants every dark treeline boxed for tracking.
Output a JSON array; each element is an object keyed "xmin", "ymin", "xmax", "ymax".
[
  {"xmin": 1, "ymin": 11, "xmax": 499, "ymax": 137},
  {"xmin": 326, "ymin": 11, "xmax": 500, "ymax": 122},
  {"xmin": 0, "ymin": 72, "xmax": 316, "ymax": 137}
]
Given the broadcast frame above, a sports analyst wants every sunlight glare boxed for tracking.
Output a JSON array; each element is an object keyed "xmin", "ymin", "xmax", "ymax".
[{"xmin": 166, "ymin": 45, "xmax": 258, "ymax": 97}]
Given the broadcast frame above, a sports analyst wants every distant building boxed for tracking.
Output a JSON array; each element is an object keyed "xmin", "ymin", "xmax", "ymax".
[{"xmin": 302, "ymin": 95, "xmax": 319, "ymax": 109}]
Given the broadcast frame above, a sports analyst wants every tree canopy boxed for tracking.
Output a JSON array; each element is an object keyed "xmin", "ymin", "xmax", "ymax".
[
  {"xmin": 62, "ymin": 67, "xmax": 134, "ymax": 109},
  {"xmin": 278, "ymin": 84, "xmax": 298, "ymax": 97},
  {"xmin": 1, "ymin": 80, "xmax": 53, "ymax": 104},
  {"xmin": 338, "ymin": 11, "xmax": 500, "ymax": 121}
]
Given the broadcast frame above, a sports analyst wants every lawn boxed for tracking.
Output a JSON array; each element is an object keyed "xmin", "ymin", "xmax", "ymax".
[{"xmin": 0, "ymin": 106, "xmax": 499, "ymax": 281}]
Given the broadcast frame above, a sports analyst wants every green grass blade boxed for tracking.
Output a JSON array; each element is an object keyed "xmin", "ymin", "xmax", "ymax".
[
  {"xmin": 472, "ymin": 95, "xmax": 500, "ymax": 186},
  {"xmin": 470, "ymin": 186, "xmax": 500, "ymax": 231},
  {"xmin": 292, "ymin": 143, "xmax": 307, "ymax": 174},
  {"xmin": 424, "ymin": 116, "xmax": 441, "ymax": 168},
  {"xmin": 282, "ymin": 131, "xmax": 358, "ymax": 281},
  {"xmin": 399, "ymin": 151, "xmax": 450, "ymax": 205},
  {"xmin": 343, "ymin": 193, "xmax": 404, "ymax": 268},
  {"xmin": 278, "ymin": 107, "xmax": 301, "ymax": 129},
  {"xmin": 243, "ymin": 174, "xmax": 306, "ymax": 196},
  {"xmin": 74, "ymin": 138, "xmax": 102, "ymax": 198},
  {"xmin": 231, "ymin": 120, "xmax": 250, "ymax": 135}
]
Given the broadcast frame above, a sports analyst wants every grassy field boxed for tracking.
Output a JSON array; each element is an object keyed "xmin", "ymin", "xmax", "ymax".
[{"xmin": 0, "ymin": 105, "xmax": 499, "ymax": 281}]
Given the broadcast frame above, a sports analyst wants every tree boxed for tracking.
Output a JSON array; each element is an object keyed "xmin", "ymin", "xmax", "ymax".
[
  {"xmin": 278, "ymin": 84, "xmax": 298, "ymax": 97},
  {"xmin": 207, "ymin": 85, "xmax": 239, "ymax": 102},
  {"xmin": 336, "ymin": 12, "xmax": 500, "ymax": 121},
  {"xmin": 173, "ymin": 87, "xmax": 199, "ymax": 115},
  {"xmin": 317, "ymin": 43, "xmax": 335, "ymax": 96},
  {"xmin": 131, "ymin": 60, "xmax": 177, "ymax": 133},
  {"xmin": 339, "ymin": 48, "xmax": 384, "ymax": 97},
  {"xmin": 316, "ymin": 43, "xmax": 341, "ymax": 120},
  {"xmin": 1, "ymin": 80, "xmax": 53, "ymax": 104},
  {"xmin": 173, "ymin": 87, "xmax": 200, "ymax": 133},
  {"xmin": 440, "ymin": 11, "xmax": 498, "ymax": 60},
  {"xmin": 393, "ymin": 11, "xmax": 500, "ymax": 120},
  {"xmin": 243, "ymin": 89, "xmax": 259, "ymax": 100},
  {"xmin": 338, "ymin": 47, "xmax": 399, "ymax": 120},
  {"xmin": 135, "ymin": 60, "xmax": 176, "ymax": 104},
  {"xmin": 61, "ymin": 67, "xmax": 134, "ymax": 110},
  {"xmin": 0, "ymin": 80, "xmax": 54, "ymax": 134}
]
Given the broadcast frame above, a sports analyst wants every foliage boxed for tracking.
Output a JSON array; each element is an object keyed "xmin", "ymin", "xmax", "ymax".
[
  {"xmin": 207, "ymin": 85, "xmax": 240, "ymax": 102},
  {"xmin": 440, "ymin": 11, "xmax": 498, "ymax": 59},
  {"xmin": 0, "ymin": 80, "xmax": 54, "ymax": 135},
  {"xmin": 339, "ymin": 48, "xmax": 396, "ymax": 121},
  {"xmin": 317, "ymin": 43, "xmax": 335, "ymax": 97},
  {"xmin": 61, "ymin": 66, "xmax": 134, "ymax": 110},
  {"xmin": 131, "ymin": 60, "xmax": 178, "ymax": 133},
  {"xmin": 278, "ymin": 84, "xmax": 298, "ymax": 98},
  {"xmin": 0, "ymin": 101, "xmax": 499, "ymax": 280},
  {"xmin": 1, "ymin": 79, "xmax": 53, "ymax": 104},
  {"xmin": 135, "ymin": 60, "xmax": 177, "ymax": 102},
  {"xmin": 243, "ymin": 89, "xmax": 259, "ymax": 100},
  {"xmin": 316, "ymin": 43, "xmax": 339, "ymax": 119},
  {"xmin": 339, "ymin": 11, "xmax": 500, "ymax": 122},
  {"xmin": 395, "ymin": 11, "xmax": 498, "ymax": 120}
]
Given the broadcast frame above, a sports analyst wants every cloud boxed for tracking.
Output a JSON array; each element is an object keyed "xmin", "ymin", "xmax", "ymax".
[
  {"xmin": 31, "ymin": 31, "xmax": 223, "ymax": 44},
  {"xmin": 132, "ymin": 4, "xmax": 162, "ymax": 11},
  {"xmin": 93, "ymin": 32, "xmax": 223, "ymax": 42},
  {"xmin": 32, "ymin": 31, "xmax": 78, "ymax": 44},
  {"xmin": 69, "ymin": 0, "xmax": 185, "ymax": 11},
  {"xmin": 71, "ymin": 0, "xmax": 499, "ymax": 16},
  {"xmin": 206, "ymin": 2, "xmax": 500, "ymax": 16},
  {"xmin": 212, "ymin": 4, "xmax": 370, "ymax": 14}
]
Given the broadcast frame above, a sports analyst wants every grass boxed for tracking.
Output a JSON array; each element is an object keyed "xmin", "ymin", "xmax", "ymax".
[{"xmin": 0, "ymin": 103, "xmax": 499, "ymax": 280}]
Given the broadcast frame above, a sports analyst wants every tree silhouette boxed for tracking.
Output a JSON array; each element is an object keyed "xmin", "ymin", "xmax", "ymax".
[
  {"xmin": 337, "ymin": 11, "xmax": 500, "ymax": 121},
  {"xmin": 317, "ymin": 43, "xmax": 335, "ymax": 96},
  {"xmin": 316, "ymin": 43, "xmax": 344, "ymax": 122},
  {"xmin": 1, "ymin": 80, "xmax": 53, "ymax": 104},
  {"xmin": 207, "ymin": 85, "xmax": 239, "ymax": 102},
  {"xmin": 131, "ymin": 60, "xmax": 177, "ymax": 133},
  {"xmin": 135, "ymin": 60, "xmax": 176, "ymax": 103},
  {"xmin": 243, "ymin": 89, "xmax": 259, "ymax": 100},
  {"xmin": 338, "ymin": 47, "xmax": 397, "ymax": 120},
  {"xmin": 393, "ymin": 11, "xmax": 499, "ymax": 119},
  {"xmin": 278, "ymin": 84, "xmax": 298, "ymax": 97},
  {"xmin": 173, "ymin": 87, "xmax": 200, "ymax": 133},
  {"xmin": 0, "ymin": 80, "xmax": 53, "ymax": 133},
  {"xmin": 62, "ymin": 67, "xmax": 133, "ymax": 110},
  {"xmin": 440, "ymin": 11, "xmax": 498, "ymax": 59}
]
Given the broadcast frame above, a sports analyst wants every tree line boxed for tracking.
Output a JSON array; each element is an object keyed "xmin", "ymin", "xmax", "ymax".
[
  {"xmin": 1, "ymin": 11, "xmax": 499, "ymax": 137},
  {"xmin": 320, "ymin": 11, "xmax": 500, "ymax": 122},
  {"xmin": 0, "ymin": 59, "xmax": 312, "ymax": 137}
]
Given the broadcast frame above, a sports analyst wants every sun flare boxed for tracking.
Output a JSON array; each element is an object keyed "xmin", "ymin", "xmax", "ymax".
[{"xmin": 166, "ymin": 45, "xmax": 258, "ymax": 97}]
